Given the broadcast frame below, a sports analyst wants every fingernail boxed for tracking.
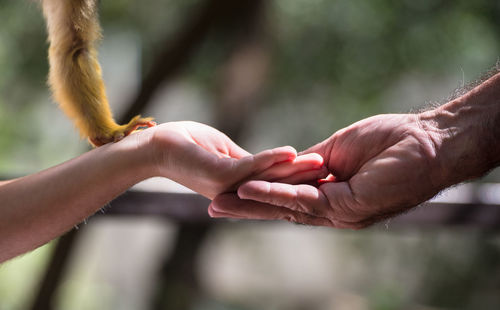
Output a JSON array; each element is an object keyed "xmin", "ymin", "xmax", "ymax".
[
  {"xmin": 310, "ymin": 153, "xmax": 324, "ymax": 166},
  {"xmin": 318, "ymin": 174, "xmax": 336, "ymax": 185},
  {"xmin": 274, "ymin": 148, "xmax": 297, "ymax": 162},
  {"xmin": 296, "ymin": 153, "xmax": 324, "ymax": 168}
]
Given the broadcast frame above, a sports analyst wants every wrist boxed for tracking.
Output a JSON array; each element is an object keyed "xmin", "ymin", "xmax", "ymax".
[
  {"xmin": 141, "ymin": 123, "xmax": 183, "ymax": 179},
  {"xmin": 418, "ymin": 72, "xmax": 500, "ymax": 186},
  {"xmin": 112, "ymin": 127, "xmax": 160, "ymax": 181}
]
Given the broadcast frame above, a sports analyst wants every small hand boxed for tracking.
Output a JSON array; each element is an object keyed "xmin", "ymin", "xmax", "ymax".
[
  {"xmin": 209, "ymin": 114, "xmax": 444, "ymax": 228},
  {"xmin": 148, "ymin": 121, "xmax": 326, "ymax": 199}
]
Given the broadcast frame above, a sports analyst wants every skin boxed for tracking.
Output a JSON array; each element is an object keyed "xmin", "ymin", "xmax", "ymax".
[
  {"xmin": 0, "ymin": 121, "xmax": 325, "ymax": 263},
  {"xmin": 209, "ymin": 72, "xmax": 500, "ymax": 229}
]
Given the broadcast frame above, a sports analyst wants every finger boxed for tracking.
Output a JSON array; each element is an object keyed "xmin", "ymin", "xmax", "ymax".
[
  {"xmin": 210, "ymin": 194, "xmax": 371, "ymax": 229},
  {"xmin": 253, "ymin": 145, "xmax": 298, "ymax": 165},
  {"xmin": 210, "ymin": 193, "xmax": 280, "ymax": 219},
  {"xmin": 318, "ymin": 181, "xmax": 374, "ymax": 223},
  {"xmin": 252, "ymin": 153, "xmax": 325, "ymax": 181},
  {"xmin": 237, "ymin": 181, "xmax": 330, "ymax": 217},
  {"xmin": 218, "ymin": 146, "xmax": 297, "ymax": 192},
  {"xmin": 207, "ymin": 205, "xmax": 240, "ymax": 219},
  {"xmin": 274, "ymin": 166, "xmax": 329, "ymax": 185},
  {"xmin": 209, "ymin": 194, "xmax": 334, "ymax": 227},
  {"xmin": 236, "ymin": 146, "xmax": 297, "ymax": 176},
  {"xmin": 237, "ymin": 180, "xmax": 371, "ymax": 227}
]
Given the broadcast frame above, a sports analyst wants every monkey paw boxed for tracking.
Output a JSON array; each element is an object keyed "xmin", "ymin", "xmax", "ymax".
[
  {"xmin": 89, "ymin": 115, "xmax": 156, "ymax": 147},
  {"xmin": 119, "ymin": 115, "xmax": 156, "ymax": 138}
]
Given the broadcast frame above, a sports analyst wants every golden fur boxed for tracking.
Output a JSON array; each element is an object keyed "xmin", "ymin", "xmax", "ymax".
[{"xmin": 41, "ymin": 0, "xmax": 154, "ymax": 146}]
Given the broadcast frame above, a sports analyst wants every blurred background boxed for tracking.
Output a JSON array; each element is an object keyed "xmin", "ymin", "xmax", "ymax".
[{"xmin": 1, "ymin": 0, "xmax": 500, "ymax": 309}]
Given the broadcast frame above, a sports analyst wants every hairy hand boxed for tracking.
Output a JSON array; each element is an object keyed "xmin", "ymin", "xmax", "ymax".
[
  {"xmin": 209, "ymin": 114, "xmax": 445, "ymax": 228},
  {"xmin": 149, "ymin": 121, "xmax": 326, "ymax": 199}
]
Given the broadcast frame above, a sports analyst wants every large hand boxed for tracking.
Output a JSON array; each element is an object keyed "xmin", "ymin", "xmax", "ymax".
[
  {"xmin": 209, "ymin": 114, "xmax": 446, "ymax": 228},
  {"xmin": 147, "ymin": 121, "xmax": 326, "ymax": 199}
]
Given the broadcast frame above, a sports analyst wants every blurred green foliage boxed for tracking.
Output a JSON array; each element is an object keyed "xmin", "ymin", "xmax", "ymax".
[
  {"xmin": 0, "ymin": 243, "xmax": 52, "ymax": 310},
  {"xmin": 1, "ymin": 0, "xmax": 499, "ymax": 166}
]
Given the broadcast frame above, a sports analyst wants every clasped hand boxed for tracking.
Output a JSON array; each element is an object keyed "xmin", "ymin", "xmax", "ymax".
[
  {"xmin": 208, "ymin": 114, "xmax": 445, "ymax": 229},
  {"xmin": 147, "ymin": 114, "xmax": 446, "ymax": 229}
]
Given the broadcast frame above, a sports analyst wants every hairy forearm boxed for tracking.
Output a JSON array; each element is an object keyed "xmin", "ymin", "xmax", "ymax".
[
  {"xmin": 0, "ymin": 135, "xmax": 155, "ymax": 262},
  {"xmin": 419, "ymin": 71, "xmax": 500, "ymax": 187}
]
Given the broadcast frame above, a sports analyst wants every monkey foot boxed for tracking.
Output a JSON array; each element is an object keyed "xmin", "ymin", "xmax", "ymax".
[
  {"xmin": 122, "ymin": 118, "xmax": 157, "ymax": 137},
  {"xmin": 89, "ymin": 115, "xmax": 156, "ymax": 147}
]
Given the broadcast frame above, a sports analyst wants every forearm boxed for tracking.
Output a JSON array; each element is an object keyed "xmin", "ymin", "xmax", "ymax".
[
  {"xmin": 419, "ymin": 71, "xmax": 500, "ymax": 186},
  {"xmin": 0, "ymin": 134, "xmax": 155, "ymax": 262}
]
